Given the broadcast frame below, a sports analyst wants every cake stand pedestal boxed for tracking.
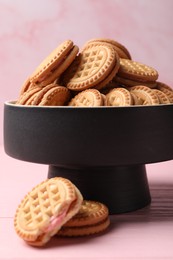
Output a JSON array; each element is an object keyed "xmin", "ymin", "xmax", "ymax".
[
  {"xmin": 4, "ymin": 102, "xmax": 173, "ymax": 214},
  {"xmin": 48, "ymin": 164, "xmax": 150, "ymax": 213}
]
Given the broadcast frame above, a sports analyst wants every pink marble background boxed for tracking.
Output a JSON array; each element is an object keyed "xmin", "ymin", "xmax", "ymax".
[{"xmin": 1, "ymin": 0, "xmax": 173, "ymax": 145}]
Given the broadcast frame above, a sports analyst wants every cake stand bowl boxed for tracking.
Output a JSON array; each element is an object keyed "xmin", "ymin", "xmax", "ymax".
[{"xmin": 4, "ymin": 101, "xmax": 173, "ymax": 214}]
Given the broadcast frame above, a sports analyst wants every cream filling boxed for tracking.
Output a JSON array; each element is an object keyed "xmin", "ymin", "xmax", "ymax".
[{"xmin": 44, "ymin": 209, "xmax": 68, "ymax": 232}]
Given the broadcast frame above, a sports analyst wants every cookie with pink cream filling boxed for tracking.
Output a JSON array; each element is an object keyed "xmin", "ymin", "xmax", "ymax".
[{"xmin": 14, "ymin": 177, "xmax": 83, "ymax": 246}]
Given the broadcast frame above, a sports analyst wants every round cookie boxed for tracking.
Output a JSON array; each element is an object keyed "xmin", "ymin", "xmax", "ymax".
[
  {"xmin": 18, "ymin": 40, "xmax": 79, "ymax": 96},
  {"xmin": 14, "ymin": 177, "xmax": 83, "ymax": 246},
  {"xmin": 30, "ymin": 40, "xmax": 79, "ymax": 87},
  {"xmin": 105, "ymin": 87, "xmax": 133, "ymax": 106},
  {"xmin": 68, "ymin": 89, "xmax": 103, "ymax": 107},
  {"xmin": 152, "ymin": 89, "xmax": 170, "ymax": 104},
  {"xmin": 57, "ymin": 200, "xmax": 110, "ymax": 237},
  {"xmin": 130, "ymin": 85, "xmax": 160, "ymax": 105},
  {"xmin": 17, "ymin": 86, "xmax": 42, "ymax": 105},
  {"xmin": 156, "ymin": 81, "xmax": 173, "ymax": 103},
  {"xmin": 83, "ymin": 38, "xmax": 131, "ymax": 59},
  {"xmin": 17, "ymin": 84, "xmax": 70, "ymax": 106},
  {"xmin": 117, "ymin": 59, "xmax": 159, "ymax": 82},
  {"xmin": 62, "ymin": 43, "xmax": 120, "ymax": 91},
  {"xmin": 38, "ymin": 85, "xmax": 70, "ymax": 106}
]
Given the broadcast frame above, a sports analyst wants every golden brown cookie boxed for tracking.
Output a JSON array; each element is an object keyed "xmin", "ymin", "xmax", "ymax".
[
  {"xmin": 17, "ymin": 84, "xmax": 70, "ymax": 106},
  {"xmin": 156, "ymin": 81, "xmax": 173, "ymax": 103},
  {"xmin": 130, "ymin": 85, "xmax": 159, "ymax": 105},
  {"xmin": 17, "ymin": 86, "xmax": 42, "ymax": 105},
  {"xmin": 68, "ymin": 89, "xmax": 103, "ymax": 107},
  {"xmin": 14, "ymin": 177, "xmax": 83, "ymax": 246},
  {"xmin": 83, "ymin": 38, "xmax": 131, "ymax": 59},
  {"xmin": 105, "ymin": 87, "xmax": 133, "ymax": 106},
  {"xmin": 38, "ymin": 85, "xmax": 70, "ymax": 106},
  {"xmin": 114, "ymin": 76, "xmax": 157, "ymax": 88},
  {"xmin": 19, "ymin": 78, "xmax": 37, "ymax": 97},
  {"xmin": 62, "ymin": 43, "xmax": 120, "ymax": 91},
  {"xmin": 130, "ymin": 92, "xmax": 143, "ymax": 105},
  {"xmin": 152, "ymin": 89, "xmax": 170, "ymax": 104},
  {"xmin": 57, "ymin": 200, "xmax": 110, "ymax": 237},
  {"xmin": 117, "ymin": 59, "xmax": 159, "ymax": 83},
  {"xmin": 18, "ymin": 40, "xmax": 79, "ymax": 97}
]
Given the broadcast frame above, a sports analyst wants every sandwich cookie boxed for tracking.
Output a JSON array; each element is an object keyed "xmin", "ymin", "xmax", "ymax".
[
  {"xmin": 16, "ymin": 86, "xmax": 42, "ymax": 105},
  {"xmin": 68, "ymin": 89, "xmax": 103, "ymax": 107},
  {"xmin": 83, "ymin": 38, "xmax": 131, "ymax": 59},
  {"xmin": 57, "ymin": 200, "xmax": 110, "ymax": 237},
  {"xmin": 17, "ymin": 83, "xmax": 70, "ymax": 106},
  {"xmin": 156, "ymin": 81, "xmax": 173, "ymax": 103},
  {"xmin": 152, "ymin": 89, "xmax": 170, "ymax": 104},
  {"xmin": 105, "ymin": 87, "xmax": 133, "ymax": 106},
  {"xmin": 117, "ymin": 59, "xmax": 158, "ymax": 83},
  {"xmin": 19, "ymin": 40, "xmax": 79, "ymax": 95},
  {"xmin": 62, "ymin": 42, "xmax": 120, "ymax": 91},
  {"xmin": 130, "ymin": 85, "xmax": 159, "ymax": 105},
  {"xmin": 14, "ymin": 177, "xmax": 83, "ymax": 246},
  {"xmin": 114, "ymin": 76, "xmax": 157, "ymax": 88}
]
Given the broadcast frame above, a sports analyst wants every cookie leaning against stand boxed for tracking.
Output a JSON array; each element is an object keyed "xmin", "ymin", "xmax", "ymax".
[
  {"xmin": 19, "ymin": 40, "xmax": 79, "ymax": 96},
  {"xmin": 61, "ymin": 42, "xmax": 120, "ymax": 91},
  {"xmin": 14, "ymin": 177, "xmax": 83, "ymax": 246},
  {"xmin": 57, "ymin": 200, "xmax": 110, "ymax": 237}
]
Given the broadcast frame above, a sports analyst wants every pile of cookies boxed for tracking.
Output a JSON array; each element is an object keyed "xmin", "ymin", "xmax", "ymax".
[
  {"xmin": 14, "ymin": 177, "xmax": 110, "ymax": 246},
  {"xmin": 16, "ymin": 38, "xmax": 173, "ymax": 106}
]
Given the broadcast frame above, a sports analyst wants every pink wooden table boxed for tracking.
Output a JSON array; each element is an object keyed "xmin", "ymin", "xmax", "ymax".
[{"xmin": 1, "ymin": 145, "xmax": 173, "ymax": 259}]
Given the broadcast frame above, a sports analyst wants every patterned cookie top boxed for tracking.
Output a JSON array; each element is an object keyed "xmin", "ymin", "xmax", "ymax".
[
  {"xmin": 152, "ymin": 89, "xmax": 170, "ymax": 104},
  {"xmin": 84, "ymin": 38, "xmax": 131, "ymax": 59},
  {"xmin": 106, "ymin": 87, "xmax": 133, "ymax": 106},
  {"xmin": 68, "ymin": 89, "xmax": 103, "ymax": 107},
  {"xmin": 38, "ymin": 85, "xmax": 70, "ymax": 106},
  {"xmin": 14, "ymin": 177, "xmax": 77, "ymax": 243},
  {"xmin": 63, "ymin": 43, "xmax": 119, "ymax": 91},
  {"xmin": 117, "ymin": 59, "xmax": 158, "ymax": 82},
  {"xmin": 157, "ymin": 81, "xmax": 173, "ymax": 103},
  {"xmin": 63, "ymin": 200, "xmax": 109, "ymax": 227},
  {"xmin": 130, "ymin": 85, "xmax": 160, "ymax": 105}
]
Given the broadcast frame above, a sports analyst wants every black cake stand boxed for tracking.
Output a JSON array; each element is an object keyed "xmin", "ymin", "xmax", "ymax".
[{"xmin": 4, "ymin": 102, "xmax": 173, "ymax": 214}]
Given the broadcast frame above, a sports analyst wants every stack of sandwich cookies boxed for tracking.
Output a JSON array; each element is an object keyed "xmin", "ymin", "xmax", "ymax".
[
  {"xmin": 14, "ymin": 177, "xmax": 83, "ymax": 246},
  {"xmin": 17, "ymin": 83, "xmax": 70, "ymax": 106},
  {"xmin": 14, "ymin": 178, "xmax": 110, "ymax": 246},
  {"xmin": 19, "ymin": 40, "xmax": 79, "ymax": 97},
  {"xmin": 16, "ymin": 38, "xmax": 173, "ymax": 107},
  {"xmin": 57, "ymin": 200, "xmax": 110, "ymax": 237}
]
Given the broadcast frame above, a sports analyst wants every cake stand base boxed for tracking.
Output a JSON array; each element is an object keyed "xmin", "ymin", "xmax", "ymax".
[{"xmin": 48, "ymin": 164, "xmax": 151, "ymax": 214}]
